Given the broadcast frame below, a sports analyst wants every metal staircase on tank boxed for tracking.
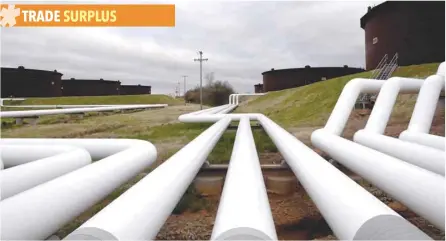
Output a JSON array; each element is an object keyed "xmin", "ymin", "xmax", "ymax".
[{"xmin": 356, "ymin": 53, "xmax": 399, "ymax": 109}]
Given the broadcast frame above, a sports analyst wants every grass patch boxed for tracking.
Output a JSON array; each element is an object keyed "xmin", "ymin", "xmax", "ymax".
[
  {"xmin": 236, "ymin": 62, "xmax": 442, "ymax": 128},
  {"xmin": 3, "ymin": 94, "xmax": 182, "ymax": 106}
]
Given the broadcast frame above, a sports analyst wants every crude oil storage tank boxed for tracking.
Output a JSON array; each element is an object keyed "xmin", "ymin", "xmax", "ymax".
[
  {"xmin": 120, "ymin": 84, "xmax": 152, "ymax": 95},
  {"xmin": 361, "ymin": 1, "xmax": 445, "ymax": 70},
  {"xmin": 254, "ymin": 84, "xmax": 264, "ymax": 93},
  {"xmin": 262, "ymin": 66, "xmax": 364, "ymax": 92},
  {"xmin": 1, "ymin": 66, "xmax": 63, "ymax": 98},
  {"xmin": 61, "ymin": 78, "xmax": 121, "ymax": 97}
]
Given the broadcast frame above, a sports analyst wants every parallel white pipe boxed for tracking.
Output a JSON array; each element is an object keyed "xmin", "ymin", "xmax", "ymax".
[
  {"xmin": 0, "ymin": 104, "xmax": 167, "ymax": 118},
  {"xmin": 259, "ymin": 115, "xmax": 431, "ymax": 240},
  {"xmin": 179, "ymin": 113, "xmax": 262, "ymax": 123},
  {"xmin": 399, "ymin": 73, "xmax": 445, "ymax": 150},
  {"xmin": 312, "ymin": 129, "xmax": 445, "ymax": 230},
  {"xmin": 353, "ymin": 76, "xmax": 444, "ymax": 175},
  {"xmin": 0, "ymin": 138, "xmax": 157, "ymax": 240},
  {"xmin": 399, "ymin": 131, "xmax": 445, "ymax": 151},
  {"xmin": 0, "ymin": 145, "xmax": 92, "ymax": 199},
  {"xmin": 323, "ymin": 78, "xmax": 385, "ymax": 136},
  {"xmin": 354, "ymin": 130, "xmax": 445, "ymax": 175},
  {"xmin": 211, "ymin": 117, "xmax": 277, "ymax": 241},
  {"xmin": 65, "ymin": 118, "xmax": 232, "ymax": 241},
  {"xmin": 1, "ymin": 144, "xmax": 91, "ymax": 167},
  {"xmin": 2, "ymin": 104, "xmax": 154, "ymax": 109}
]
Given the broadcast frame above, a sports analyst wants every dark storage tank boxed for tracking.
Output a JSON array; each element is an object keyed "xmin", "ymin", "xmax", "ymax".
[
  {"xmin": 361, "ymin": 1, "xmax": 445, "ymax": 70},
  {"xmin": 254, "ymin": 83, "xmax": 264, "ymax": 93},
  {"xmin": 1, "ymin": 66, "xmax": 63, "ymax": 98},
  {"xmin": 262, "ymin": 66, "xmax": 364, "ymax": 92},
  {"xmin": 120, "ymin": 84, "xmax": 152, "ymax": 95},
  {"xmin": 61, "ymin": 78, "xmax": 121, "ymax": 96}
]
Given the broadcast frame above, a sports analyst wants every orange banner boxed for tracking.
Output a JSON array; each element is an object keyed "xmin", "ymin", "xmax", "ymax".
[{"xmin": 0, "ymin": 4, "xmax": 175, "ymax": 27}]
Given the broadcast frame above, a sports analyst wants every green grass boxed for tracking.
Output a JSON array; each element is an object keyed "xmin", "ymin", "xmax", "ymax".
[
  {"xmin": 236, "ymin": 62, "xmax": 442, "ymax": 127},
  {"xmin": 4, "ymin": 94, "xmax": 182, "ymax": 106}
]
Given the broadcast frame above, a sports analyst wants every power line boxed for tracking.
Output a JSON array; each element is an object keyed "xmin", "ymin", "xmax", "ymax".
[{"xmin": 194, "ymin": 51, "xmax": 208, "ymax": 110}]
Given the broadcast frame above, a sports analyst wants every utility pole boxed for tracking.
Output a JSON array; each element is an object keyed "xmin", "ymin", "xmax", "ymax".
[
  {"xmin": 182, "ymin": 75, "xmax": 188, "ymax": 105},
  {"xmin": 194, "ymin": 51, "xmax": 208, "ymax": 110}
]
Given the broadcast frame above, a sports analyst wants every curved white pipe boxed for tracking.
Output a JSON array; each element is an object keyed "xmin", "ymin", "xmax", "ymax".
[
  {"xmin": 0, "ymin": 104, "xmax": 167, "ymax": 118},
  {"xmin": 0, "ymin": 145, "xmax": 92, "ymax": 199},
  {"xmin": 312, "ymin": 129, "xmax": 445, "ymax": 230},
  {"xmin": 259, "ymin": 115, "xmax": 431, "ymax": 240},
  {"xmin": 65, "ymin": 118, "xmax": 231, "ymax": 241},
  {"xmin": 235, "ymin": 93, "xmax": 265, "ymax": 105},
  {"xmin": 0, "ymin": 138, "xmax": 157, "ymax": 240},
  {"xmin": 323, "ymin": 78, "xmax": 385, "ymax": 136},
  {"xmin": 1, "ymin": 144, "xmax": 90, "ymax": 167},
  {"xmin": 353, "ymin": 76, "xmax": 444, "ymax": 175},
  {"xmin": 399, "ymin": 73, "xmax": 445, "ymax": 150},
  {"xmin": 364, "ymin": 77, "xmax": 424, "ymax": 134},
  {"xmin": 211, "ymin": 117, "xmax": 277, "ymax": 241}
]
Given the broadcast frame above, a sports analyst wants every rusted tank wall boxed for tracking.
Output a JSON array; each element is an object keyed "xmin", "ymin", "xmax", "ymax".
[
  {"xmin": 61, "ymin": 78, "xmax": 121, "ymax": 96},
  {"xmin": 120, "ymin": 85, "xmax": 152, "ymax": 95},
  {"xmin": 262, "ymin": 66, "xmax": 364, "ymax": 92},
  {"xmin": 254, "ymin": 84, "xmax": 264, "ymax": 93},
  {"xmin": 1, "ymin": 66, "xmax": 63, "ymax": 98},
  {"xmin": 361, "ymin": 1, "xmax": 445, "ymax": 70}
]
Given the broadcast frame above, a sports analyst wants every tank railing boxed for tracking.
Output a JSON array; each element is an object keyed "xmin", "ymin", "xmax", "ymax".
[
  {"xmin": 0, "ymin": 138, "xmax": 158, "ymax": 240},
  {"xmin": 370, "ymin": 54, "xmax": 388, "ymax": 79}
]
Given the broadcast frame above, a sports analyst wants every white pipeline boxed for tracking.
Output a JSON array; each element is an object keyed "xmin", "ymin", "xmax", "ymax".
[
  {"xmin": 0, "ymin": 104, "xmax": 168, "ymax": 118},
  {"xmin": 0, "ymin": 145, "xmax": 92, "ymax": 199},
  {"xmin": 0, "ymin": 139, "xmax": 157, "ymax": 240},
  {"xmin": 312, "ymin": 129, "xmax": 445, "ymax": 230},
  {"xmin": 353, "ymin": 76, "xmax": 445, "ymax": 175},
  {"xmin": 399, "ymin": 72, "xmax": 445, "ymax": 150},
  {"xmin": 65, "ymin": 118, "xmax": 231, "ymax": 241},
  {"xmin": 211, "ymin": 117, "xmax": 277, "ymax": 241},
  {"xmin": 259, "ymin": 115, "xmax": 431, "ymax": 240}
]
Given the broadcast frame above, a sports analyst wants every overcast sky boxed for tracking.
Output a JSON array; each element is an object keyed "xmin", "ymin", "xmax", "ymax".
[{"xmin": 1, "ymin": 0, "xmax": 383, "ymax": 94}]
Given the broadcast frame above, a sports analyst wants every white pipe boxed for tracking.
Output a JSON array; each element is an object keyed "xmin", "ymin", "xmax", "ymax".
[
  {"xmin": 211, "ymin": 117, "xmax": 277, "ymax": 241},
  {"xmin": 0, "ymin": 145, "xmax": 92, "ymax": 199},
  {"xmin": 354, "ymin": 130, "xmax": 445, "ymax": 175},
  {"xmin": 0, "ymin": 104, "xmax": 167, "ymax": 118},
  {"xmin": 364, "ymin": 77, "xmax": 424, "ymax": 134},
  {"xmin": 259, "ymin": 115, "xmax": 431, "ymax": 240},
  {"xmin": 399, "ymin": 73, "xmax": 445, "ymax": 150},
  {"xmin": 2, "ymin": 104, "xmax": 154, "ymax": 109},
  {"xmin": 352, "ymin": 76, "xmax": 444, "ymax": 175},
  {"xmin": 311, "ymin": 129, "xmax": 445, "ymax": 230},
  {"xmin": 1, "ymin": 144, "xmax": 90, "ymax": 167},
  {"xmin": 323, "ymin": 78, "xmax": 385, "ymax": 136},
  {"xmin": 235, "ymin": 93, "xmax": 265, "ymax": 105},
  {"xmin": 229, "ymin": 94, "xmax": 235, "ymax": 104},
  {"xmin": 437, "ymin": 62, "xmax": 445, "ymax": 76},
  {"xmin": 65, "ymin": 118, "xmax": 231, "ymax": 240},
  {"xmin": 179, "ymin": 113, "xmax": 262, "ymax": 123},
  {"xmin": 399, "ymin": 131, "xmax": 445, "ymax": 151},
  {"xmin": 0, "ymin": 138, "xmax": 157, "ymax": 240}
]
